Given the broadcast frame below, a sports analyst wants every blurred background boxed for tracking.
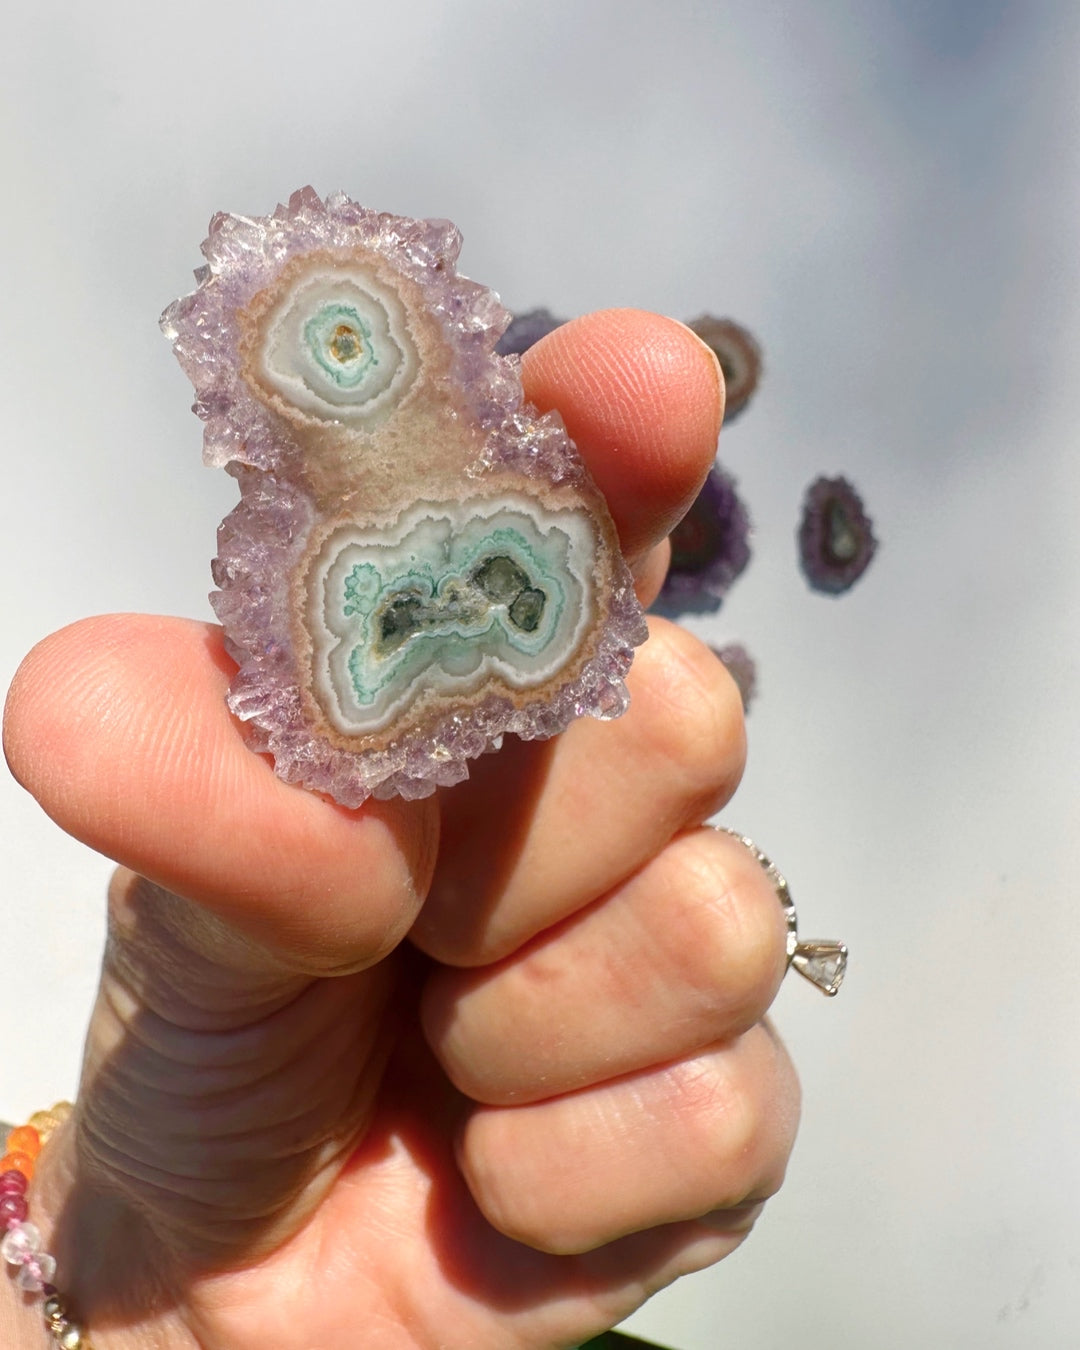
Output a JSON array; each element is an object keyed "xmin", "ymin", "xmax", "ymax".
[{"xmin": 2, "ymin": 1, "xmax": 1079, "ymax": 1344}]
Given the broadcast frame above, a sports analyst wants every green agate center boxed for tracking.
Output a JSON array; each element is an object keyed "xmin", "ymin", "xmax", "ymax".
[{"xmin": 309, "ymin": 500, "xmax": 596, "ymax": 734}]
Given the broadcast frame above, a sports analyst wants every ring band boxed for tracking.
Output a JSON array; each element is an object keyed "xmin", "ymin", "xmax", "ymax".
[{"xmin": 718, "ymin": 829, "xmax": 848, "ymax": 996}]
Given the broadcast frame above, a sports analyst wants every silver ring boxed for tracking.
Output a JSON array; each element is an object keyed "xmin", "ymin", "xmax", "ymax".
[{"xmin": 718, "ymin": 829, "xmax": 848, "ymax": 996}]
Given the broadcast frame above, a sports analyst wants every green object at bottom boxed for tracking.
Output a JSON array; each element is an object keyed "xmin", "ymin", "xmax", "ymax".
[{"xmin": 578, "ymin": 1333, "xmax": 675, "ymax": 1349}]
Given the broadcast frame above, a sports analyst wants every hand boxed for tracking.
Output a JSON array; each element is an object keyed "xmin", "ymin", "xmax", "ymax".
[{"xmin": 2, "ymin": 310, "xmax": 800, "ymax": 1350}]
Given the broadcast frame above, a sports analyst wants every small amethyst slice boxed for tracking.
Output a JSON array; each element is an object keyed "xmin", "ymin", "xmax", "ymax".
[
  {"xmin": 654, "ymin": 465, "xmax": 752, "ymax": 616},
  {"xmin": 496, "ymin": 308, "xmax": 567, "ymax": 357},
  {"xmin": 684, "ymin": 317, "xmax": 762, "ymax": 422},
  {"xmin": 162, "ymin": 188, "xmax": 647, "ymax": 805},
  {"xmin": 711, "ymin": 643, "xmax": 757, "ymax": 712},
  {"xmin": 798, "ymin": 475, "xmax": 878, "ymax": 595}
]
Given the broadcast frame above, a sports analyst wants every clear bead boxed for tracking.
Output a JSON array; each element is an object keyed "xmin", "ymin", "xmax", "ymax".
[
  {"xmin": 1, "ymin": 1220, "xmax": 40, "ymax": 1264},
  {"xmin": 16, "ymin": 1250, "xmax": 55, "ymax": 1290}
]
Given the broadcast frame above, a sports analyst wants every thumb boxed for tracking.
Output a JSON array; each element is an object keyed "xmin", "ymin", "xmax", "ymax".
[
  {"xmin": 3, "ymin": 614, "xmax": 439, "ymax": 977},
  {"xmin": 27, "ymin": 866, "xmax": 409, "ymax": 1276},
  {"xmin": 4, "ymin": 615, "xmax": 436, "ymax": 1273}
]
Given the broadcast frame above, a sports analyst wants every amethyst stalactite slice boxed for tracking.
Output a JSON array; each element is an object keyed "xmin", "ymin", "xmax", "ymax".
[
  {"xmin": 711, "ymin": 642, "xmax": 757, "ymax": 712},
  {"xmin": 654, "ymin": 465, "xmax": 752, "ymax": 616},
  {"xmin": 797, "ymin": 475, "xmax": 878, "ymax": 595},
  {"xmin": 684, "ymin": 316, "xmax": 762, "ymax": 422},
  {"xmin": 162, "ymin": 188, "xmax": 647, "ymax": 805}
]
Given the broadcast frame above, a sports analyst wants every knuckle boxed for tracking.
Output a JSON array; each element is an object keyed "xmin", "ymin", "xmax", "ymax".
[
  {"xmin": 635, "ymin": 620, "xmax": 746, "ymax": 817},
  {"xmin": 677, "ymin": 1031, "xmax": 799, "ymax": 1207},
  {"xmin": 663, "ymin": 1051, "xmax": 766, "ymax": 1212},
  {"xmin": 659, "ymin": 830, "xmax": 788, "ymax": 1021},
  {"xmin": 458, "ymin": 1118, "xmax": 571, "ymax": 1254},
  {"xmin": 670, "ymin": 1054, "xmax": 758, "ymax": 1157}
]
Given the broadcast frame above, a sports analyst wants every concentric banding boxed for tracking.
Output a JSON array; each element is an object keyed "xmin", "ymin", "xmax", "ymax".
[
  {"xmin": 307, "ymin": 497, "xmax": 597, "ymax": 735},
  {"xmin": 254, "ymin": 264, "xmax": 420, "ymax": 424}
]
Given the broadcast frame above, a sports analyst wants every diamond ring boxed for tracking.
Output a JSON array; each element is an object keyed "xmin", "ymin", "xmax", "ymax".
[{"xmin": 718, "ymin": 829, "xmax": 848, "ymax": 996}]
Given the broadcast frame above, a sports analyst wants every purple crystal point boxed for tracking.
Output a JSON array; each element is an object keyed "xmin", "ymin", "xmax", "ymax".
[{"xmin": 164, "ymin": 189, "xmax": 646, "ymax": 805}]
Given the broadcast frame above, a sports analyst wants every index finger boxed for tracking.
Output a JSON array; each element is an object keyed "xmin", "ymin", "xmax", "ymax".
[{"xmin": 522, "ymin": 309, "xmax": 724, "ymax": 562}]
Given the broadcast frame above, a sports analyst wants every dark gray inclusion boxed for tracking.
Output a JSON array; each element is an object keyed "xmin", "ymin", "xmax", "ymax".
[
  {"xmin": 509, "ymin": 588, "xmax": 545, "ymax": 633},
  {"xmin": 472, "ymin": 555, "xmax": 531, "ymax": 604},
  {"xmin": 372, "ymin": 555, "xmax": 547, "ymax": 656},
  {"xmin": 472, "ymin": 556, "xmax": 546, "ymax": 632},
  {"xmin": 378, "ymin": 595, "xmax": 427, "ymax": 651}
]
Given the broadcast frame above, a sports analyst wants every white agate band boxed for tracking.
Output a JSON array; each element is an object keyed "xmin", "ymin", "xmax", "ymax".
[{"xmin": 255, "ymin": 264, "xmax": 419, "ymax": 425}]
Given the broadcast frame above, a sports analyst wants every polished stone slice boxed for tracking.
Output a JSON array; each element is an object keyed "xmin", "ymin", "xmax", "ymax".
[
  {"xmin": 798, "ymin": 475, "xmax": 878, "ymax": 596},
  {"xmin": 163, "ymin": 188, "xmax": 647, "ymax": 804}
]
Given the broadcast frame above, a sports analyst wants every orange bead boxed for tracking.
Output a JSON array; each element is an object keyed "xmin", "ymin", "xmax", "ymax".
[
  {"xmin": 4, "ymin": 1126, "xmax": 41, "ymax": 1159},
  {"xmin": 0, "ymin": 1150, "xmax": 34, "ymax": 1181}
]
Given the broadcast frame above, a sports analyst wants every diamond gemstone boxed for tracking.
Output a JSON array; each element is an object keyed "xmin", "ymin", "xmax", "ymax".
[{"xmin": 791, "ymin": 942, "xmax": 848, "ymax": 996}]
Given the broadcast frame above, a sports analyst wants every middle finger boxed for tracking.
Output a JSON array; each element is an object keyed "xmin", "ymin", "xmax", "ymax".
[
  {"xmin": 410, "ymin": 618, "xmax": 746, "ymax": 966},
  {"xmin": 421, "ymin": 826, "xmax": 789, "ymax": 1105}
]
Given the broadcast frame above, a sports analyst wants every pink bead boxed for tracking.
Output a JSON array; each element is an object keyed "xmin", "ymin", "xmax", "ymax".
[
  {"xmin": 0, "ymin": 1193, "xmax": 28, "ymax": 1226},
  {"xmin": 0, "ymin": 1169, "xmax": 27, "ymax": 1196}
]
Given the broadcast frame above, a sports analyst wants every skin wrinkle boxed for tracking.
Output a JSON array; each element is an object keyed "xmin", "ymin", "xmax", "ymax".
[
  {"xmin": 88, "ymin": 979, "xmax": 369, "ymax": 1114},
  {"xmin": 105, "ymin": 878, "xmax": 312, "ymax": 1026},
  {"xmin": 75, "ymin": 1078, "xmax": 376, "ymax": 1206},
  {"xmin": 84, "ymin": 958, "xmax": 390, "ymax": 1113},
  {"xmin": 70, "ymin": 902, "xmax": 401, "ymax": 1264},
  {"xmin": 73, "ymin": 1090, "xmax": 386, "ymax": 1257}
]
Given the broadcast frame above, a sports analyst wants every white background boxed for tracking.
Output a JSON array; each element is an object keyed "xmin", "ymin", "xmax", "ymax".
[{"xmin": 2, "ymin": 2, "xmax": 1079, "ymax": 1345}]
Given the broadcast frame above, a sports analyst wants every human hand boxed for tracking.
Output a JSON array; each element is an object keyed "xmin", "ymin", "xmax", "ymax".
[{"xmin": 2, "ymin": 310, "xmax": 799, "ymax": 1350}]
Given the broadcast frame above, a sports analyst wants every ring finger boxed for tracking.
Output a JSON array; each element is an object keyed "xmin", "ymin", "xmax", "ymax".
[
  {"xmin": 459, "ymin": 1021, "xmax": 800, "ymax": 1256},
  {"xmin": 422, "ymin": 825, "xmax": 788, "ymax": 1104}
]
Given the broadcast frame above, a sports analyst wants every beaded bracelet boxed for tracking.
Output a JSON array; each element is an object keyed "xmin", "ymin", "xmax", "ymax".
[{"xmin": 1, "ymin": 1103, "xmax": 92, "ymax": 1348}]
